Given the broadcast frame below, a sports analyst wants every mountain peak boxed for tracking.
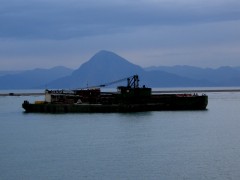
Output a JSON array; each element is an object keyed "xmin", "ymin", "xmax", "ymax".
[
  {"xmin": 77, "ymin": 50, "xmax": 142, "ymax": 71},
  {"xmin": 69, "ymin": 50, "xmax": 144, "ymax": 87},
  {"xmin": 95, "ymin": 50, "xmax": 116, "ymax": 56},
  {"xmin": 89, "ymin": 50, "xmax": 126, "ymax": 64}
]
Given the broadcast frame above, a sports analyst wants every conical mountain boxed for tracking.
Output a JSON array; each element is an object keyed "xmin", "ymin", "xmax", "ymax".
[
  {"xmin": 73, "ymin": 50, "xmax": 144, "ymax": 82},
  {"xmin": 48, "ymin": 50, "xmax": 144, "ymax": 88},
  {"xmin": 47, "ymin": 50, "xmax": 213, "ymax": 89}
]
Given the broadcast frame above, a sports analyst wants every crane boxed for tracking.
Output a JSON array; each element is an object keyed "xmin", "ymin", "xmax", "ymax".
[{"xmin": 77, "ymin": 75, "xmax": 139, "ymax": 89}]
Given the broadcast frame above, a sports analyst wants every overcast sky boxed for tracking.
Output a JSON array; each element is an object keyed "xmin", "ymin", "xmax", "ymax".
[{"xmin": 1, "ymin": 0, "xmax": 240, "ymax": 70}]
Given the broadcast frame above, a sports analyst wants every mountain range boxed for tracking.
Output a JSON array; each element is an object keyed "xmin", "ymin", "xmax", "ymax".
[
  {"xmin": 0, "ymin": 66, "xmax": 73, "ymax": 89},
  {"xmin": 0, "ymin": 50, "xmax": 240, "ymax": 89}
]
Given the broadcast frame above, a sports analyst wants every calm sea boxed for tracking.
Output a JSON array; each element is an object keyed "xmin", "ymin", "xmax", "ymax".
[{"xmin": 1, "ymin": 90, "xmax": 240, "ymax": 180}]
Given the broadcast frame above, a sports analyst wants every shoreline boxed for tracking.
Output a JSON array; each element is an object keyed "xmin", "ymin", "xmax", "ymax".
[{"xmin": 1, "ymin": 89, "xmax": 240, "ymax": 96}]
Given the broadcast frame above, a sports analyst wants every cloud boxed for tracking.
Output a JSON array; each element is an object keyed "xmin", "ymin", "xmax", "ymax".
[
  {"xmin": 1, "ymin": 19, "xmax": 239, "ymax": 69},
  {"xmin": 1, "ymin": 0, "xmax": 240, "ymax": 40},
  {"xmin": 1, "ymin": 0, "xmax": 240, "ymax": 70}
]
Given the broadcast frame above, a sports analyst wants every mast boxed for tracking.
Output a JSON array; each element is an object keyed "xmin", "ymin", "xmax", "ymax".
[{"xmin": 127, "ymin": 75, "xmax": 139, "ymax": 88}]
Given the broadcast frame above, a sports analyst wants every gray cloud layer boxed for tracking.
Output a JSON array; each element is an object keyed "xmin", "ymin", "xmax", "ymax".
[
  {"xmin": 1, "ymin": 0, "xmax": 240, "ymax": 70},
  {"xmin": 1, "ymin": 0, "xmax": 240, "ymax": 40}
]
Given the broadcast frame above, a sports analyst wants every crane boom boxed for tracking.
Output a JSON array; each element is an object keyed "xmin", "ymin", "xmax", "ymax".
[{"xmin": 77, "ymin": 75, "xmax": 139, "ymax": 89}]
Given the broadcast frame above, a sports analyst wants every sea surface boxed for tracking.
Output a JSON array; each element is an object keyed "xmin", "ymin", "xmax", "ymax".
[{"xmin": 1, "ymin": 90, "xmax": 240, "ymax": 180}]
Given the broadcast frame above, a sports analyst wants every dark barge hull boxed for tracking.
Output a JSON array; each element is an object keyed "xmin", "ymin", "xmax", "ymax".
[{"xmin": 22, "ymin": 95, "xmax": 208, "ymax": 113}]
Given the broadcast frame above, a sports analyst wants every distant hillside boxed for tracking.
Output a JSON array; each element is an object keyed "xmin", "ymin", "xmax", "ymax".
[
  {"xmin": 73, "ymin": 50, "xmax": 145, "ymax": 84},
  {"xmin": 145, "ymin": 65, "xmax": 240, "ymax": 86},
  {"xmin": 1, "ymin": 51, "xmax": 240, "ymax": 89},
  {"xmin": 48, "ymin": 50, "xmax": 145, "ymax": 88},
  {"xmin": 0, "ymin": 66, "xmax": 73, "ymax": 89},
  {"xmin": 48, "ymin": 50, "xmax": 212, "ymax": 88},
  {"xmin": 0, "ymin": 70, "xmax": 24, "ymax": 77}
]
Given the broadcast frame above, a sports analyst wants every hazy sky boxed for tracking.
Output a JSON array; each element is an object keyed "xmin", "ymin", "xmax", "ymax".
[{"xmin": 1, "ymin": 0, "xmax": 240, "ymax": 70}]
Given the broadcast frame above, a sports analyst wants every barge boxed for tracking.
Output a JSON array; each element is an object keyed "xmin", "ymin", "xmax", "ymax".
[{"xmin": 22, "ymin": 75, "xmax": 208, "ymax": 113}]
